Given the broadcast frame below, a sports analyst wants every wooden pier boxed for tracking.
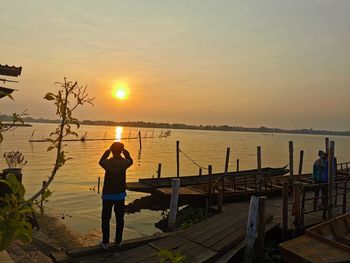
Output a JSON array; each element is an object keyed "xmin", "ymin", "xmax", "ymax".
[{"xmin": 52, "ymin": 200, "xmax": 279, "ymax": 263}]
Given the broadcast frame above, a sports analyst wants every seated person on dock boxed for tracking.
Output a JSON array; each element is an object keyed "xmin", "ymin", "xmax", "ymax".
[
  {"xmin": 312, "ymin": 150, "xmax": 326, "ymax": 207},
  {"xmin": 98, "ymin": 142, "xmax": 133, "ymax": 249}
]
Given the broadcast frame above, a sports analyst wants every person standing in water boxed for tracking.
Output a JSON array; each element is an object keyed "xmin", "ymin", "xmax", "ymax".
[{"xmin": 99, "ymin": 142, "xmax": 133, "ymax": 249}]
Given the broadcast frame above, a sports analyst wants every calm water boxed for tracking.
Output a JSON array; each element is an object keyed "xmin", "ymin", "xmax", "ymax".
[{"xmin": 1, "ymin": 124, "xmax": 350, "ymax": 241}]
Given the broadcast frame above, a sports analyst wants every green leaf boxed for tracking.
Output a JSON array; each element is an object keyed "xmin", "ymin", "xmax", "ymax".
[
  {"xmin": 47, "ymin": 146, "xmax": 55, "ymax": 152},
  {"xmin": 44, "ymin": 93, "xmax": 56, "ymax": 101}
]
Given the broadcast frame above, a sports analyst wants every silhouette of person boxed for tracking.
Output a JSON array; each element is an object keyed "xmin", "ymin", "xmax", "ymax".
[{"xmin": 99, "ymin": 142, "xmax": 133, "ymax": 249}]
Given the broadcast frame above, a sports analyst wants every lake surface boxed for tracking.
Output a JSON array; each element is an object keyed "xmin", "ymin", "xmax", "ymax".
[{"xmin": 1, "ymin": 124, "xmax": 350, "ymax": 242}]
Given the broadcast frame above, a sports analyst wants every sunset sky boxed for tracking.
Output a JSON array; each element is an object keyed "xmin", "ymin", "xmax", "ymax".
[{"xmin": 1, "ymin": 0, "xmax": 349, "ymax": 130}]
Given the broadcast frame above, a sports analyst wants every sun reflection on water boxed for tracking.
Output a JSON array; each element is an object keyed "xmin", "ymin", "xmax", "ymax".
[{"xmin": 115, "ymin": 126, "xmax": 123, "ymax": 141}]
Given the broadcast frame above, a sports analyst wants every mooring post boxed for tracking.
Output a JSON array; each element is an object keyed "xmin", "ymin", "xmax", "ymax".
[
  {"xmin": 325, "ymin": 137, "xmax": 329, "ymax": 155},
  {"xmin": 97, "ymin": 176, "xmax": 100, "ymax": 194},
  {"xmin": 168, "ymin": 178, "xmax": 181, "ymax": 231},
  {"xmin": 157, "ymin": 163, "xmax": 162, "ymax": 179},
  {"xmin": 218, "ymin": 188, "xmax": 223, "ymax": 212},
  {"xmin": 221, "ymin": 147, "xmax": 230, "ymax": 204},
  {"xmin": 176, "ymin": 140, "xmax": 180, "ymax": 178},
  {"xmin": 256, "ymin": 196, "xmax": 267, "ymax": 262},
  {"xmin": 244, "ymin": 195, "xmax": 259, "ymax": 263},
  {"xmin": 208, "ymin": 165, "xmax": 213, "ymax": 206},
  {"xmin": 257, "ymin": 146, "xmax": 262, "ymax": 191},
  {"xmin": 298, "ymin": 150, "xmax": 304, "ymax": 176},
  {"xmin": 328, "ymin": 141, "xmax": 335, "ymax": 219},
  {"xmin": 293, "ymin": 184, "xmax": 301, "ymax": 230},
  {"xmin": 282, "ymin": 181, "xmax": 289, "ymax": 241},
  {"xmin": 289, "ymin": 141, "xmax": 294, "ymax": 189},
  {"xmin": 199, "ymin": 168, "xmax": 202, "ymax": 176},
  {"xmin": 237, "ymin": 159, "xmax": 240, "ymax": 172},
  {"xmin": 343, "ymin": 181, "xmax": 347, "ymax": 215},
  {"xmin": 138, "ymin": 131, "xmax": 142, "ymax": 151}
]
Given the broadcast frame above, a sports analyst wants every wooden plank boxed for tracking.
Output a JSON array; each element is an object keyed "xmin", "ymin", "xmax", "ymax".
[
  {"xmin": 105, "ymin": 244, "xmax": 158, "ymax": 263},
  {"xmin": 279, "ymin": 234, "xmax": 350, "ymax": 263},
  {"xmin": 67, "ymin": 234, "xmax": 167, "ymax": 256},
  {"xmin": 155, "ymin": 186, "xmax": 205, "ymax": 196}
]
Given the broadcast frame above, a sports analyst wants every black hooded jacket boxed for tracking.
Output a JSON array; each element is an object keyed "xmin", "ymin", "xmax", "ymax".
[{"xmin": 99, "ymin": 150, "xmax": 133, "ymax": 195}]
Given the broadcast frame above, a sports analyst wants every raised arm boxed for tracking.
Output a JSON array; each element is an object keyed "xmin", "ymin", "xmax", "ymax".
[
  {"xmin": 99, "ymin": 150, "xmax": 110, "ymax": 170},
  {"xmin": 122, "ymin": 149, "xmax": 133, "ymax": 168}
]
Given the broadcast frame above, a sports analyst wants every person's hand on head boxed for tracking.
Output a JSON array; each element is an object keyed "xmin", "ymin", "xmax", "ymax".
[{"xmin": 122, "ymin": 149, "xmax": 130, "ymax": 157}]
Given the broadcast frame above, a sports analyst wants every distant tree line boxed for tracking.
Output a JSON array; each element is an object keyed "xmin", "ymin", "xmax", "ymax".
[{"xmin": 1, "ymin": 114, "xmax": 350, "ymax": 136}]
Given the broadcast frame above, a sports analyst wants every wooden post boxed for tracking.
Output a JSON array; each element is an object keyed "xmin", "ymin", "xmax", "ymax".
[
  {"xmin": 325, "ymin": 137, "xmax": 329, "ymax": 155},
  {"xmin": 157, "ymin": 163, "xmax": 162, "ymax": 179},
  {"xmin": 244, "ymin": 195, "xmax": 259, "ymax": 263},
  {"xmin": 298, "ymin": 150, "xmax": 304, "ymax": 176},
  {"xmin": 218, "ymin": 188, "xmax": 223, "ymax": 212},
  {"xmin": 256, "ymin": 196, "xmax": 267, "ymax": 262},
  {"xmin": 257, "ymin": 146, "xmax": 262, "ymax": 191},
  {"xmin": 343, "ymin": 181, "xmax": 347, "ymax": 215},
  {"xmin": 221, "ymin": 147, "xmax": 230, "ymax": 203},
  {"xmin": 282, "ymin": 182, "xmax": 289, "ymax": 241},
  {"xmin": 138, "ymin": 131, "xmax": 142, "ymax": 151},
  {"xmin": 237, "ymin": 159, "xmax": 240, "ymax": 172},
  {"xmin": 208, "ymin": 165, "xmax": 212, "ymax": 206},
  {"xmin": 176, "ymin": 141, "xmax": 180, "ymax": 178},
  {"xmin": 289, "ymin": 141, "xmax": 294, "ymax": 187},
  {"xmin": 97, "ymin": 177, "xmax": 100, "ymax": 194},
  {"xmin": 328, "ymin": 141, "xmax": 335, "ymax": 219},
  {"xmin": 293, "ymin": 184, "xmax": 301, "ymax": 230},
  {"xmin": 199, "ymin": 168, "xmax": 202, "ymax": 176},
  {"xmin": 40, "ymin": 180, "xmax": 46, "ymax": 208},
  {"xmin": 168, "ymin": 178, "xmax": 181, "ymax": 231}
]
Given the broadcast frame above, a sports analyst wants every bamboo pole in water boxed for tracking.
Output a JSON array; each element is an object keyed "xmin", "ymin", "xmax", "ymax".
[{"xmin": 176, "ymin": 141, "xmax": 180, "ymax": 178}]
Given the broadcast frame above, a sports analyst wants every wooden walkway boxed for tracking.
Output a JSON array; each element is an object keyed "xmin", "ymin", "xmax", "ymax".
[{"xmin": 56, "ymin": 201, "xmax": 278, "ymax": 263}]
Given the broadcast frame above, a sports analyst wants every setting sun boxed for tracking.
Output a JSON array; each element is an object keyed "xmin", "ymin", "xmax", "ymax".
[{"xmin": 112, "ymin": 82, "xmax": 129, "ymax": 100}]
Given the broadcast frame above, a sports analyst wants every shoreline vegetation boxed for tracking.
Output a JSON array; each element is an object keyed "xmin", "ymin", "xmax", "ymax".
[{"xmin": 1, "ymin": 114, "xmax": 350, "ymax": 136}]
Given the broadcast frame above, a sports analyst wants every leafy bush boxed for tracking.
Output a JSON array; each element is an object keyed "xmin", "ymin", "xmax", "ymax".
[{"xmin": 0, "ymin": 174, "xmax": 32, "ymax": 251}]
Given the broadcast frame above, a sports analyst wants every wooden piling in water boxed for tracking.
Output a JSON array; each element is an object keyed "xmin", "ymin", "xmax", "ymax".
[
  {"xmin": 176, "ymin": 141, "xmax": 180, "ymax": 178},
  {"xmin": 325, "ymin": 137, "xmax": 329, "ymax": 155},
  {"xmin": 157, "ymin": 163, "xmax": 162, "ymax": 179},
  {"xmin": 328, "ymin": 141, "xmax": 335, "ymax": 219},
  {"xmin": 289, "ymin": 141, "xmax": 294, "ymax": 187},
  {"xmin": 298, "ymin": 150, "xmax": 304, "ymax": 176},
  {"xmin": 236, "ymin": 159, "xmax": 239, "ymax": 172},
  {"xmin": 221, "ymin": 147, "xmax": 230, "ymax": 203},
  {"xmin": 97, "ymin": 177, "xmax": 100, "ymax": 194},
  {"xmin": 138, "ymin": 131, "xmax": 142, "ymax": 151},
  {"xmin": 199, "ymin": 168, "xmax": 202, "ymax": 176},
  {"xmin": 208, "ymin": 165, "xmax": 213, "ymax": 206},
  {"xmin": 168, "ymin": 178, "xmax": 180, "ymax": 231},
  {"xmin": 257, "ymin": 146, "xmax": 262, "ymax": 191},
  {"xmin": 282, "ymin": 181, "xmax": 289, "ymax": 241}
]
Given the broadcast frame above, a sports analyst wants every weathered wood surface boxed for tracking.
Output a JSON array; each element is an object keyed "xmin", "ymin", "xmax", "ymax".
[
  {"xmin": 280, "ymin": 234, "xmax": 350, "ymax": 263},
  {"xmin": 104, "ymin": 205, "xmax": 274, "ymax": 263}
]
